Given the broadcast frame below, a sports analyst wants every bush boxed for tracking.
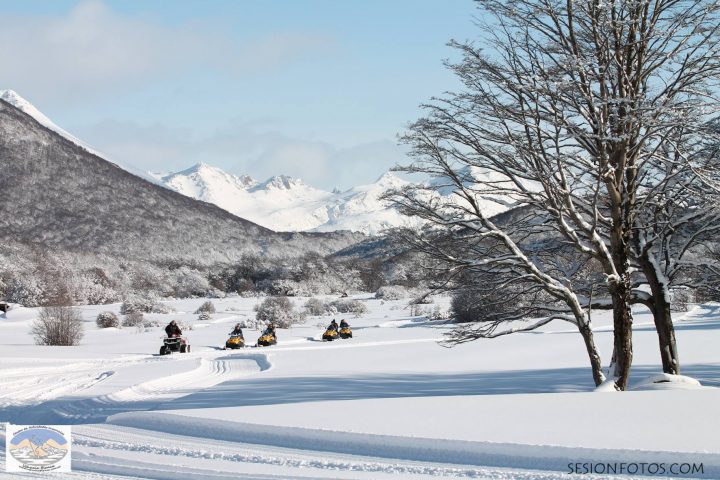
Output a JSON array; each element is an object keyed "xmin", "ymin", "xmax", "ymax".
[
  {"xmin": 4, "ymin": 276, "xmax": 44, "ymax": 307},
  {"xmin": 670, "ymin": 289, "xmax": 693, "ymax": 312},
  {"xmin": 255, "ymin": 297, "xmax": 305, "ymax": 328},
  {"xmin": 194, "ymin": 301, "xmax": 216, "ymax": 314},
  {"xmin": 451, "ymin": 288, "xmax": 519, "ymax": 323},
  {"xmin": 122, "ymin": 312, "xmax": 144, "ymax": 327},
  {"xmin": 31, "ymin": 306, "xmax": 84, "ymax": 346},
  {"xmin": 328, "ymin": 299, "xmax": 368, "ymax": 315},
  {"xmin": 120, "ymin": 296, "xmax": 174, "ymax": 314},
  {"xmin": 304, "ymin": 298, "xmax": 327, "ymax": 316},
  {"xmin": 96, "ymin": 311, "xmax": 119, "ymax": 328},
  {"xmin": 197, "ymin": 311, "xmax": 211, "ymax": 321},
  {"xmin": 374, "ymin": 286, "xmax": 407, "ymax": 300}
]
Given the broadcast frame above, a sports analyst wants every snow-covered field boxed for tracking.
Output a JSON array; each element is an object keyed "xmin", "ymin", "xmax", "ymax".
[{"xmin": 0, "ymin": 295, "xmax": 718, "ymax": 479}]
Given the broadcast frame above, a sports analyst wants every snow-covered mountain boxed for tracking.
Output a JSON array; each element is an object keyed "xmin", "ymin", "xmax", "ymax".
[
  {"xmin": 0, "ymin": 89, "xmax": 506, "ymax": 235},
  {"xmin": 155, "ymin": 163, "xmax": 424, "ymax": 234},
  {"xmin": 0, "ymin": 90, "xmax": 158, "ymax": 184}
]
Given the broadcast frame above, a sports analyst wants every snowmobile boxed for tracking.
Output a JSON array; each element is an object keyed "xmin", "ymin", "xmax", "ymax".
[
  {"xmin": 338, "ymin": 326, "xmax": 353, "ymax": 339},
  {"xmin": 256, "ymin": 332, "xmax": 277, "ymax": 347},
  {"xmin": 160, "ymin": 336, "xmax": 190, "ymax": 355},
  {"xmin": 225, "ymin": 334, "xmax": 245, "ymax": 349},
  {"xmin": 322, "ymin": 328, "xmax": 339, "ymax": 341}
]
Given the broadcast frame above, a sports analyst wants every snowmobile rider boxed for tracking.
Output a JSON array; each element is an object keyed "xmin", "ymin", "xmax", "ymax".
[
  {"xmin": 263, "ymin": 323, "xmax": 276, "ymax": 337},
  {"xmin": 230, "ymin": 323, "xmax": 244, "ymax": 338},
  {"xmin": 165, "ymin": 320, "xmax": 182, "ymax": 338},
  {"xmin": 327, "ymin": 319, "xmax": 339, "ymax": 331},
  {"xmin": 339, "ymin": 319, "xmax": 349, "ymax": 329}
]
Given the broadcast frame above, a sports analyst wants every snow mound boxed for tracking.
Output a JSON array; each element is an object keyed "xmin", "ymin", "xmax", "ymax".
[{"xmin": 631, "ymin": 373, "xmax": 704, "ymax": 391}]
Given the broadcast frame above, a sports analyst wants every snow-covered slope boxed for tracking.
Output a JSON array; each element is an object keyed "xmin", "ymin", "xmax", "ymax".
[
  {"xmin": 157, "ymin": 163, "xmax": 424, "ymax": 234},
  {"xmin": 0, "ymin": 90, "xmax": 158, "ymax": 184},
  {"xmin": 1, "ymin": 297, "xmax": 719, "ymax": 479}
]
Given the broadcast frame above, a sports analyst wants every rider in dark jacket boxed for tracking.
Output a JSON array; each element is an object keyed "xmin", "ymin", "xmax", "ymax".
[
  {"xmin": 327, "ymin": 319, "xmax": 339, "ymax": 331},
  {"xmin": 165, "ymin": 320, "xmax": 182, "ymax": 337},
  {"xmin": 339, "ymin": 319, "xmax": 349, "ymax": 329},
  {"xmin": 263, "ymin": 323, "xmax": 276, "ymax": 337},
  {"xmin": 230, "ymin": 323, "xmax": 244, "ymax": 337}
]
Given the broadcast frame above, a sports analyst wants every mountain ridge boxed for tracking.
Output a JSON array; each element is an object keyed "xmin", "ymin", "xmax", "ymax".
[
  {"xmin": 156, "ymin": 162, "xmax": 420, "ymax": 234},
  {"xmin": 0, "ymin": 97, "xmax": 362, "ymax": 266}
]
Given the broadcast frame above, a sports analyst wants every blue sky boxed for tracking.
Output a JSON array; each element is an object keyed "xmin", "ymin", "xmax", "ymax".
[{"xmin": 0, "ymin": 0, "xmax": 480, "ymax": 189}]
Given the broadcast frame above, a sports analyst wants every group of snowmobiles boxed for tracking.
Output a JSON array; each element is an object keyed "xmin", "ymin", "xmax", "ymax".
[
  {"xmin": 159, "ymin": 318, "xmax": 353, "ymax": 355},
  {"xmin": 225, "ymin": 319, "xmax": 353, "ymax": 349},
  {"xmin": 321, "ymin": 319, "xmax": 352, "ymax": 341},
  {"xmin": 224, "ymin": 322, "xmax": 277, "ymax": 349}
]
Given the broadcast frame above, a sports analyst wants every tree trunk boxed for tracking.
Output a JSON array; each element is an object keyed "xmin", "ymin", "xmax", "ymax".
[
  {"xmin": 609, "ymin": 274, "xmax": 634, "ymax": 390},
  {"xmin": 637, "ymin": 252, "xmax": 680, "ymax": 374},
  {"xmin": 579, "ymin": 323, "xmax": 605, "ymax": 386}
]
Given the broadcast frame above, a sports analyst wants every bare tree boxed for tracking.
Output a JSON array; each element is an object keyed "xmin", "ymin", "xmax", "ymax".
[
  {"xmin": 388, "ymin": 0, "xmax": 720, "ymax": 389},
  {"xmin": 31, "ymin": 306, "xmax": 84, "ymax": 346},
  {"xmin": 629, "ymin": 127, "xmax": 720, "ymax": 374}
]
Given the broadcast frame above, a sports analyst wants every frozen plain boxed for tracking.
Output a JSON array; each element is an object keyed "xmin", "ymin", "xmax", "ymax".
[{"xmin": 0, "ymin": 295, "xmax": 718, "ymax": 479}]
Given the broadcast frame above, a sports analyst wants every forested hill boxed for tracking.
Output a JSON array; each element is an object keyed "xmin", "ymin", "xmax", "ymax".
[{"xmin": 0, "ymin": 99, "xmax": 363, "ymax": 265}]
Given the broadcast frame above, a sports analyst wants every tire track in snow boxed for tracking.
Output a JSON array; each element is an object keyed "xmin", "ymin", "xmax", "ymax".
[
  {"xmin": 0, "ymin": 353, "xmax": 272, "ymax": 424},
  {"xmin": 0, "ymin": 357, "xmax": 152, "ymax": 407},
  {"xmin": 52, "ymin": 355, "xmax": 267, "ymax": 421},
  {"xmin": 71, "ymin": 425, "xmax": 617, "ymax": 480}
]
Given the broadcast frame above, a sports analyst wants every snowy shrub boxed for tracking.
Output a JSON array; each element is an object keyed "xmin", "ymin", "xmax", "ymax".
[
  {"xmin": 236, "ymin": 279, "xmax": 256, "ymax": 296},
  {"xmin": 170, "ymin": 268, "xmax": 212, "ymax": 298},
  {"xmin": 120, "ymin": 296, "xmax": 174, "ymax": 315},
  {"xmin": 670, "ymin": 289, "xmax": 693, "ymax": 312},
  {"xmin": 374, "ymin": 286, "xmax": 407, "ymax": 300},
  {"xmin": 304, "ymin": 298, "xmax": 327, "ymax": 316},
  {"xmin": 258, "ymin": 279, "xmax": 305, "ymax": 296},
  {"xmin": 410, "ymin": 304, "xmax": 428, "ymax": 317},
  {"xmin": 207, "ymin": 288, "xmax": 226, "ymax": 299},
  {"xmin": 96, "ymin": 311, "xmax": 120, "ymax": 328},
  {"xmin": 4, "ymin": 276, "xmax": 45, "ymax": 307},
  {"xmin": 411, "ymin": 294, "xmax": 434, "ymax": 305},
  {"xmin": 120, "ymin": 296, "xmax": 154, "ymax": 314},
  {"xmin": 328, "ymin": 299, "xmax": 368, "ymax": 315},
  {"xmin": 451, "ymin": 287, "xmax": 524, "ymax": 323},
  {"xmin": 154, "ymin": 303, "xmax": 175, "ymax": 314},
  {"xmin": 122, "ymin": 312, "xmax": 144, "ymax": 327},
  {"xmin": 254, "ymin": 297, "xmax": 306, "ymax": 328},
  {"xmin": 194, "ymin": 301, "xmax": 216, "ymax": 314},
  {"xmin": 197, "ymin": 312, "xmax": 211, "ymax": 321},
  {"xmin": 451, "ymin": 290, "xmax": 486, "ymax": 323},
  {"xmin": 72, "ymin": 272, "xmax": 120, "ymax": 305},
  {"xmin": 428, "ymin": 305, "xmax": 451, "ymax": 321},
  {"xmin": 31, "ymin": 306, "xmax": 84, "ymax": 346}
]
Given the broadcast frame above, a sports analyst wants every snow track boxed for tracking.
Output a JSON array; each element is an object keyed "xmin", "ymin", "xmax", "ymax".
[
  {"xmin": 104, "ymin": 411, "xmax": 720, "ymax": 479},
  {"xmin": 68, "ymin": 424, "xmax": 626, "ymax": 480},
  {"xmin": 0, "ymin": 357, "xmax": 144, "ymax": 407},
  {"xmin": 0, "ymin": 353, "xmax": 270, "ymax": 424}
]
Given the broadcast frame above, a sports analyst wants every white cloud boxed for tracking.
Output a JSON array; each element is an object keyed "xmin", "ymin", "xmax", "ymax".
[
  {"xmin": 0, "ymin": 0, "xmax": 333, "ymax": 104},
  {"xmin": 72, "ymin": 119, "xmax": 405, "ymax": 189}
]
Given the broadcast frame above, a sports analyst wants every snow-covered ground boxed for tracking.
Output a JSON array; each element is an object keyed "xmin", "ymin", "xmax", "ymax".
[{"xmin": 0, "ymin": 296, "xmax": 718, "ymax": 479}]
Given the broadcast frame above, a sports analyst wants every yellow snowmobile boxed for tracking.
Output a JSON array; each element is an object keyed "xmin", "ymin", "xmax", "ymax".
[
  {"xmin": 322, "ymin": 328, "xmax": 339, "ymax": 341},
  {"xmin": 225, "ymin": 334, "xmax": 245, "ymax": 349},
  {"xmin": 256, "ymin": 331, "xmax": 277, "ymax": 347},
  {"xmin": 338, "ymin": 326, "xmax": 353, "ymax": 339}
]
